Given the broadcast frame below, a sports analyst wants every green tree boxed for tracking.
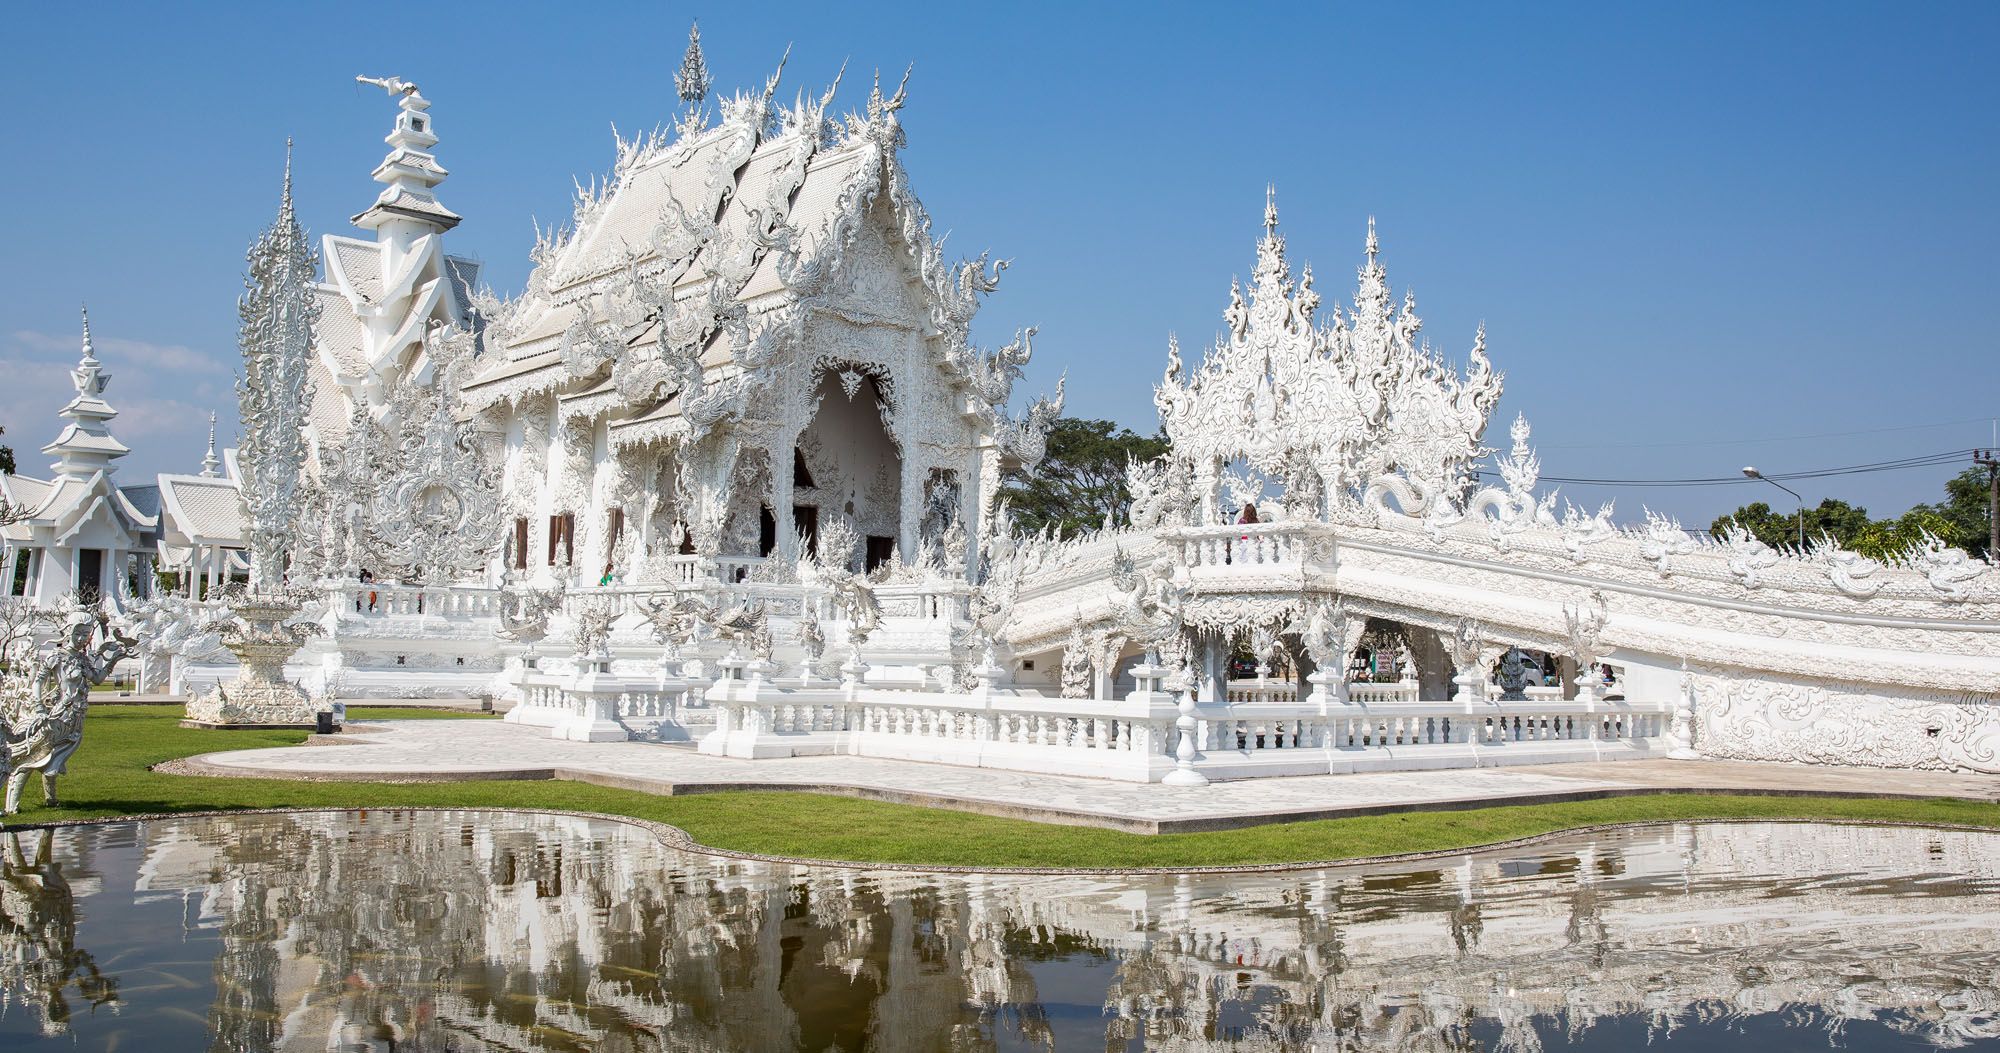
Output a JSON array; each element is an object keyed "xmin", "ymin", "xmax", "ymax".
[
  {"xmin": 997, "ymin": 418, "xmax": 1169, "ymax": 537},
  {"xmin": 0, "ymin": 425, "xmax": 13, "ymax": 475},
  {"xmin": 1711, "ymin": 469, "xmax": 1993, "ymax": 561},
  {"xmin": 1709, "ymin": 498, "xmax": 1873, "ymax": 550}
]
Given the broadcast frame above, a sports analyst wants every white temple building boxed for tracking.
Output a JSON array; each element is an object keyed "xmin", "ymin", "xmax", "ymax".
[
  {"xmin": 154, "ymin": 420, "xmax": 248, "ymax": 601},
  {"xmin": 0, "ymin": 310, "xmax": 161, "ymax": 608},
  {"xmin": 10, "ymin": 30, "xmax": 1996, "ymax": 780}
]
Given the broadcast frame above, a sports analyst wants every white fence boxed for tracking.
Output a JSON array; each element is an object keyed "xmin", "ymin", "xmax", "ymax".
[{"xmin": 691, "ymin": 670, "xmax": 1674, "ymax": 782}]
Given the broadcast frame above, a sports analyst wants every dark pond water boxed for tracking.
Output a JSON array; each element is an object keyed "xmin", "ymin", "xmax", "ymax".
[{"xmin": 0, "ymin": 811, "xmax": 1994, "ymax": 1051}]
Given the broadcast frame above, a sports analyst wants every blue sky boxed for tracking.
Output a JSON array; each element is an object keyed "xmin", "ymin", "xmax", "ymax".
[{"xmin": 2, "ymin": 1, "xmax": 1995, "ymax": 525}]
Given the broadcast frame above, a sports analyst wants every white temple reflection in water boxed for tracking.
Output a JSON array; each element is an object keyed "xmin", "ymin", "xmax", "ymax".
[{"xmin": 0, "ymin": 812, "xmax": 1996, "ymax": 1050}]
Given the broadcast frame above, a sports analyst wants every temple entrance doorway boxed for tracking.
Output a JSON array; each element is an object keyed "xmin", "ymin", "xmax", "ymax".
[{"xmin": 794, "ymin": 368, "xmax": 901, "ymax": 568}]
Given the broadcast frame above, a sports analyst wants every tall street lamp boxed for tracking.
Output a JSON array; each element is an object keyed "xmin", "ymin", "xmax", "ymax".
[{"xmin": 1741, "ymin": 466, "xmax": 1804, "ymax": 548}]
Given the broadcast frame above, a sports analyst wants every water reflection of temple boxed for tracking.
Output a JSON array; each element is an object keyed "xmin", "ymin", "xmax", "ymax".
[
  {"xmin": 0, "ymin": 830, "xmax": 116, "ymax": 1037},
  {"xmin": 3, "ymin": 813, "xmax": 1997, "ymax": 1050}
]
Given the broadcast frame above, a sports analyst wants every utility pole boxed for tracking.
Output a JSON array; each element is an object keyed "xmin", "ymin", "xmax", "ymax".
[
  {"xmin": 1976, "ymin": 448, "xmax": 1999, "ymax": 559},
  {"xmin": 1741, "ymin": 467, "xmax": 1805, "ymax": 548}
]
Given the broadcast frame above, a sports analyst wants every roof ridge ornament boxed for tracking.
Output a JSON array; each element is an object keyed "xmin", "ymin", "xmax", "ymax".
[
  {"xmin": 356, "ymin": 74, "xmax": 419, "ymax": 97},
  {"xmin": 675, "ymin": 22, "xmax": 712, "ymax": 105},
  {"xmin": 867, "ymin": 65, "xmax": 912, "ymax": 121}
]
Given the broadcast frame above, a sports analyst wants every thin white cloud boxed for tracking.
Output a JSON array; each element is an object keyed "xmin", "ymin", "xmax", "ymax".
[
  {"xmin": 6, "ymin": 328, "xmax": 228, "ymax": 375},
  {"xmin": 0, "ymin": 329, "xmax": 236, "ymax": 480}
]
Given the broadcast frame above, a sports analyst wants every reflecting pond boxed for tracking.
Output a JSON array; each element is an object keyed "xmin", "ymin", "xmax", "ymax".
[{"xmin": 0, "ymin": 811, "xmax": 1996, "ymax": 1051}]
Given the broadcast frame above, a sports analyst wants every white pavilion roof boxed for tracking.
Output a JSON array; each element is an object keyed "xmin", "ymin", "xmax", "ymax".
[{"xmin": 157, "ymin": 473, "xmax": 248, "ymax": 546}]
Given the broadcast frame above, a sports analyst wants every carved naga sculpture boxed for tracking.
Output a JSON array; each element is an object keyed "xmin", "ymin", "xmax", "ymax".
[
  {"xmin": 1108, "ymin": 547, "xmax": 1190, "ymax": 668},
  {"xmin": 2, "ymin": 606, "xmax": 133, "ymax": 815}
]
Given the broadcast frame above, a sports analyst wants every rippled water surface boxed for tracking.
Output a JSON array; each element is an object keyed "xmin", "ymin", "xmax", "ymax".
[{"xmin": 0, "ymin": 811, "xmax": 1995, "ymax": 1051}]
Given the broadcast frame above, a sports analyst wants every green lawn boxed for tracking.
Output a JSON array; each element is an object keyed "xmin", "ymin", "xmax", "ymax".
[{"xmin": 6, "ymin": 705, "xmax": 1996, "ymax": 869}]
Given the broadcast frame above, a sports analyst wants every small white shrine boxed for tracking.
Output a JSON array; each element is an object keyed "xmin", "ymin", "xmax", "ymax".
[{"xmin": 0, "ymin": 309, "xmax": 160, "ymax": 609}]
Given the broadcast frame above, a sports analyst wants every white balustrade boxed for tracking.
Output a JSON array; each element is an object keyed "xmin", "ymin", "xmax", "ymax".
[
  {"xmin": 1225, "ymin": 679, "xmax": 1301, "ymax": 705},
  {"xmin": 1347, "ymin": 681, "xmax": 1420, "ymax": 704},
  {"xmin": 1170, "ymin": 522, "xmax": 1322, "ymax": 571},
  {"xmin": 336, "ymin": 583, "xmax": 499, "ymax": 619},
  {"xmin": 1198, "ymin": 696, "xmax": 1672, "ymax": 778},
  {"xmin": 700, "ymin": 677, "xmax": 1182, "ymax": 780},
  {"xmin": 694, "ymin": 665, "xmax": 1674, "ymax": 782}
]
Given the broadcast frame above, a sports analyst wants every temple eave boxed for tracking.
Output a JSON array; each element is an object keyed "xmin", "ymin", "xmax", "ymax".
[{"xmin": 352, "ymin": 202, "xmax": 461, "ymax": 231}]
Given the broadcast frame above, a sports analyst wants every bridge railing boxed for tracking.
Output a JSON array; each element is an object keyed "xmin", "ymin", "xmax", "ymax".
[
  {"xmin": 1167, "ymin": 522, "xmax": 1322, "ymax": 572},
  {"xmin": 693, "ymin": 667, "xmax": 1674, "ymax": 782}
]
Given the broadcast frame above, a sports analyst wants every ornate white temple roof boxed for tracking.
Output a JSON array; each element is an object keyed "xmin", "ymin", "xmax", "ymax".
[
  {"xmin": 457, "ymin": 56, "xmax": 1036, "ymax": 429},
  {"xmin": 474, "ymin": 135, "xmax": 875, "ymax": 372}
]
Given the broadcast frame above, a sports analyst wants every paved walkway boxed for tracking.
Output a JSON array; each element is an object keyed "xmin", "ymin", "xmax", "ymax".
[{"xmin": 179, "ymin": 719, "xmax": 2000, "ymax": 834}]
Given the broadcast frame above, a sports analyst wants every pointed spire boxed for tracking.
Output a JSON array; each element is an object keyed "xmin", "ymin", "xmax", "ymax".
[
  {"xmin": 351, "ymin": 77, "xmax": 459, "ymax": 234},
  {"xmin": 676, "ymin": 21, "xmax": 712, "ymax": 105},
  {"xmin": 71, "ymin": 304, "xmax": 108, "ymax": 398},
  {"xmin": 1365, "ymin": 216, "xmax": 1379, "ymax": 264},
  {"xmin": 44, "ymin": 303, "xmax": 127, "ymax": 480},
  {"xmin": 200, "ymin": 411, "xmax": 221, "ymax": 477},
  {"xmin": 1263, "ymin": 184, "xmax": 1279, "ymax": 237},
  {"xmin": 78, "ymin": 304, "xmax": 97, "ymax": 367},
  {"xmin": 281, "ymin": 137, "xmax": 295, "ymax": 217}
]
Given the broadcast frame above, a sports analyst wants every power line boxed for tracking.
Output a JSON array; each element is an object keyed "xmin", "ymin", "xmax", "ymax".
[
  {"xmin": 1537, "ymin": 417, "xmax": 1999, "ymax": 451},
  {"xmin": 1474, "ymin": 449, "xmax": 1972, "ymax": 488}
]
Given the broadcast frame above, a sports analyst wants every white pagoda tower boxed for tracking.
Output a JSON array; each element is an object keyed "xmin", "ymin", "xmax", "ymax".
[
  {"xmin": 315, "ymin": 76, "xmax": 479, "ymax": 418},
  {"xmin": 0, "ymin": 308, "xmax": 160, "ymax": 607}
]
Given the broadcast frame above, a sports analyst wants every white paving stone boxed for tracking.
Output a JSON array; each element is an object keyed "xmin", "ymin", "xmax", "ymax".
[{"xmin": 193, "ymin": 719, "xmax": 1638, "ymax": 826}]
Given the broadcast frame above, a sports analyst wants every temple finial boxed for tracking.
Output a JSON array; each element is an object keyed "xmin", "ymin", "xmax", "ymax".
[
  {"xmin": 676, "ymin": 21, "xmax": 712, "ymax": 105},
  {"xmin": 200, "ymin": 411, "xmax": 221, "ymax": 478},
  {"xmin": 78, "ymin": 303, "xmax": 95, "ymax": 364},
  {"xmin": 281, "ymin": 137, "xmax": 295, "ymax": 217},
  {"xmin": 1263, "ymin": 185, "xmax": 1279, "ymax": 236},
  {"xmin": 1365, "ymin": 215, "xmax": 1379, "ymax": 263}
]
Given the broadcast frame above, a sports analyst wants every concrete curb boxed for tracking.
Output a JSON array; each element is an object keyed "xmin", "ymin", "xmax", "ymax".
[
  {"xmin": 3, "ymin": 805, "xmax": 1995, "ymax": 877},
  {"xmin": 162, "ymin": 751, "xmax": 1998, "ymax": 835}
]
